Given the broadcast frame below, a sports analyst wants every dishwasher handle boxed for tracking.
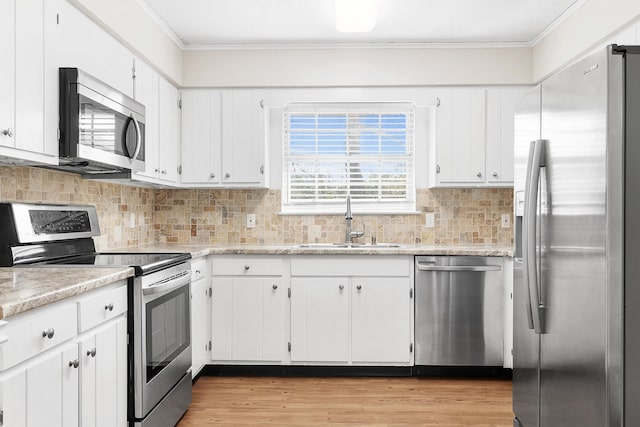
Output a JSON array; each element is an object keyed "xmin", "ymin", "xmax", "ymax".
[{"xmin": 416, "ymin": 263, "xmax": 502, "ymax": 272}]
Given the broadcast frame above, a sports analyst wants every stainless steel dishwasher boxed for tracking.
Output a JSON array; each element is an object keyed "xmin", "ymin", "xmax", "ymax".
[{"xmin": 415, "ymin": 256, "xmax": 503, "ymax": 367}]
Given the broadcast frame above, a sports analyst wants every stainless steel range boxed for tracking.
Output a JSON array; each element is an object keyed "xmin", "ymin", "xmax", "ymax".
[{"xmin": 0, "ymin": 202, "xmax": 192, "ymax": 427}]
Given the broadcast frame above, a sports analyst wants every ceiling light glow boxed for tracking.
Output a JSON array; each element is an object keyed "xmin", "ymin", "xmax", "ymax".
[{"xmin": 334, "ymin": 0, "xmax": 378, "ymax": 33}]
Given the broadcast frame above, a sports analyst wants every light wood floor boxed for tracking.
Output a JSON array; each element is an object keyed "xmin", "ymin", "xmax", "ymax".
[{"xmin": 177, "ymin": 376, "xmax": 513, "ymax": 426}]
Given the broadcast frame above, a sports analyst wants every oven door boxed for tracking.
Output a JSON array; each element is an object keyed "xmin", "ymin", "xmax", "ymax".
[{"xmin": 133, "ymin": 267, "xmax": 192, "ymax": 419}]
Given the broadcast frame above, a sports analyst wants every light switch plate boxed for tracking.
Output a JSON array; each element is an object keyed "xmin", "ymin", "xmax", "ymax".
[
  {"xmin": 247, "ymin": 214, "xmax": 256, "ymax": 228},
  {"xmin": 501, "ymin": 213, "xmax": 511, "ymax": 228},
  {"xmin": 425, "ymin": 213, "xmax": 435, "ymax": 228}
]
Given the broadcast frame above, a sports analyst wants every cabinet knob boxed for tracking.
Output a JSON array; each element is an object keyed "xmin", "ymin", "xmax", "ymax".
[
  {"xmin": 104, "ymin": 303, "xmax": 114, "ymax": 312},
  {"xmin": 1, "ymin": 128, "xmax": 13, "ymax": 137},
  {"xmin": 210, "ymin": 173, "xmax": 216, "ymax": 179},
  {"xmin": 492, "ymin": 172, "xmax": 498, "ymax": 178},
  {"xmin": 244, "ymin": 265, "xmax": 250, "ymax": 271},
  {"xmin": 477, "ymin": 172, "xmax": 482, "ymax": 178},
  {"xmin": 68, "ymin": 359, "xmax": 79, "ymax": 369},
  {"xmin": 225, "ymin": 173, "xmax": 231, "ymax": 179},
  {"xmin": 272, "ymin": 284, "xmax": 278, "ymax": 290},
  {"xmin": 356, "ymin": 284, "xmax": 362, "ymax": 290},
  {"xmin": 162, "ymin": 169, "xmax": 167, "ymax": 175},
  {"xmin": 42, "ymin": 328, "xmax": 55, "ymax": 339},
  {"xmin": 154, "ymin": 168, "xmax": 160, "ymax": 173},
  {"xmin": 195, "ymin": 269, "xmax": 201, "ymax": 274},
  {"xmin": 87, "ymin": 348, "xmax": 97, "ymax": 358},
  {"xmin": 339, "ymin": 284, "xmax": 344, "ymax": 290}
]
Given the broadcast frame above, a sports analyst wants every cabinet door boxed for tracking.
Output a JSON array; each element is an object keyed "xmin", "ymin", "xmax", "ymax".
[
  {"xmin": 0, "ymin": 344, "xmax": 79, "ymax": 427},
  {"xmin": 221, "ymin": 90, "xmax": 265, "ymax": 185},
  {"xmin": 211, "ymin": 277, "xmax": 284, "ymax": 361},
  {"xmin": 181, "ymin": 90, "xmax": 222, "ymax": 184},
  {"xmin": 435, "ymin": 88, "xmax": 486, "ymax": 184},
  {"xmin": 158, "ymin": 77, "xmax": 181, "ymax": 182},
  {"xmin": 486, "ymin": 88, "xmax": 520, "ymax": 184},
  {"xmin": 351, "ymin": 278, "xmax": 412, "ymax": 363},
  {"xmin": 0, "ymin": 0, "xmax": 15, "ymax": 149},
  {"xmin": 80, "ymin": 318, "xmax": 127, "ymax": 427},
  {"xmin": 290, "ymin": 278, "xmax": 349, "ymax": 362},
  {"xmin": 191, "ymin": 277, "xmax": 209, "ymax": 376},
  {"xmin": 133, "ymin": 61, "xmax": 160, "ymax": 179}
]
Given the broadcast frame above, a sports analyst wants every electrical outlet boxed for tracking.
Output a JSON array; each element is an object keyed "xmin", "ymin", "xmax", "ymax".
[
  {"xmin": 501, "ymin": 213, "xmax": 511, "ymax": 228},
  {"xmin": 247, "ymin": 214, "xmax": 256, "ymax": 228},
  {"xmin": 425, "ymin": 213, "xmax": 435, "ymax": 228}
]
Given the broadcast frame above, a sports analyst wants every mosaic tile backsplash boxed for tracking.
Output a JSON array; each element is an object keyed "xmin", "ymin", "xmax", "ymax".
[{"xmin": 0, "ymin": 167, "xmax": 513, "ymax": 248}]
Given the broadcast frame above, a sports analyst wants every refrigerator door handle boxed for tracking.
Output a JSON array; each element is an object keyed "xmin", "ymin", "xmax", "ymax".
[
  {"xmin": 525, "ymin": 139, "xmax": 547, "ymax": 334},
  {"xmin": 522, "ymin": 141, "xmax": 536, "ymax": 330}
]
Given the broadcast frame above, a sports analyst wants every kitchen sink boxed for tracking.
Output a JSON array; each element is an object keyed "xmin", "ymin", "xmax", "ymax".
[{"xmin": 295, "ymin": 243, "xmax": 402, "ymax": 249}]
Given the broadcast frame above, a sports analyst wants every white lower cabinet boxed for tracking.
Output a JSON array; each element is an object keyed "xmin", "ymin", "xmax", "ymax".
[
  {"xmin": 191, "ymin": 257, "xmax": 210, "ymax": 377},
  {"xmin": 211, "ymin": 277, "xmax": 285, "ymax": 362},
  {"xmin": 351, "ymin": 278, "xmax": 412, "ymax": 363},
  {"xmin": 290, "ymin": 277, "xmax": 350, "ymax": 363},
  {"xmin": 0, "ymin": 281, "xmax": 128, "ymax": 426}
]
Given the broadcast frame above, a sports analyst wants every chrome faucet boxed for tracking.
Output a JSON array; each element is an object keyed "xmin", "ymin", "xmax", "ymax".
[{"xmin": 345, "ymin": 195, "xmax": 365, "ymax": 245}]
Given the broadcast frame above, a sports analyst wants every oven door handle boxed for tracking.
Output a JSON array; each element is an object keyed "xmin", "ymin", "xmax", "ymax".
[{"xmin": 142, "ymin": 270, "xmax": 190, "ymax": 297}]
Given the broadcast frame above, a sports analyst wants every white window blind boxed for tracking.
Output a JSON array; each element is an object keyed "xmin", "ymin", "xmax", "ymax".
[{"xmin": 282, "ymin": 103, "xmax": 416, "ymax": 214}]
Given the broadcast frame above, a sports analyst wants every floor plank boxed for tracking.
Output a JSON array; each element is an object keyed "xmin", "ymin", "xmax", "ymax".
[{"xmin": 178, "ymin": 376, "xmax": 513, "ymax": 426}]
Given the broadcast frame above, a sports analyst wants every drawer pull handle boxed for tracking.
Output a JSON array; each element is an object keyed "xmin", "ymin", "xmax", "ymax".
[
  {"xmin": 105, "ymin": 303, "xmax": 114, "ymax": 312},
  {"xmin": 87, "ymin": 348, "xmax": 97, "ymax": 358},
  {"xmin": 42, "ymin": 328, "xmax": 55, "ymax": 339},
  {"xmin": 69, "ymin": 359, "xmax": 79, "ymax": 369},
  {"xmin": 272, "ymin": 284, "xmax": 278, "ymax": 290},
  {"xmin": 244, "ymin": 265, "xmax": 250, "ymax": 271}
]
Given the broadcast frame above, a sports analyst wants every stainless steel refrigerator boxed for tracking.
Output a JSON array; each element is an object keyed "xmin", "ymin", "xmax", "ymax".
[{"xmin": 512, "ymin": 44, "xmax": 640, "ymax": 427}]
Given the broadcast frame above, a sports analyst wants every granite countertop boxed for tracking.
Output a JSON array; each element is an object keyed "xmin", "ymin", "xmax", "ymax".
[
  {"xmin": 118, "ymin": 243, "xmax": 514, "ymax": 258},
  {"xmin": 0, "ymin": 267, "xmax": 134, "ymax": 320}
]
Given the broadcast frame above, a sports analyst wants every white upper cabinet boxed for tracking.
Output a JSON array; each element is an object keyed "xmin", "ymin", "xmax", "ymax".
[
  {"xmin": 0, "ymin": 0, "xmax": 56, "ymax": 164},
  {"xmin": 181, "ymin": 90, "xmax": 223, "ymax": 185},
  {"xmin": 181, "ymin": 89, "xmax": 268, "ymax": 188},
  {"xmin": 132, "ymin": 60, "xmax": 181, "ymax": 185},
  {"xmin": 431, "ymin": 86, "xmax": 525, "ymax": 188}
]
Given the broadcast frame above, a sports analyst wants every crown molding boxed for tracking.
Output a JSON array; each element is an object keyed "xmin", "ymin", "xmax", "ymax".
[
  {"xmin": 182, "ymin": 41, "xmax": 533, "ymax": 51},
  {"xmin": 135, "ymin": 0, "xmax": 185, "ymax": 49}
]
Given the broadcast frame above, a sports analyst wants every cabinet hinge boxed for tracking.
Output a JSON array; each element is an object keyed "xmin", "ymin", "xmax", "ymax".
[
  {"xmin": 511, "ymin": 348, "xmax": 513, "ymax": 356},
  {"xmin": 259, "ymin": 165, "xmax": 264, "ymax": 175},
  {"xmin": 208, "ymin": 341, "xmax": 212, "ymax": 351},
  {"xmin": 436, "ymin": 164, "xmax": 441, "ymax": 174},
  {"xmin": 288, "ymin": 288, "xmax": 291, "ymax": 298},
  {"xmin": 132, "ymin": 64, "xmax": 136, "ymax": 80},
  {"xmin": 436, "ymin": 97, "xmax": 441, "ymax": 107},
  {"xmin": 510, "ymin": 292, "xmax": 513, "ymax": 300},
  {"xmin": 208, "ymin": 287, "xmax": 212, "ymax": 297},
  {"xmin": 410, "ymin": 343, "xmax": 413, "ymax": 353},
  {"xmin": 288, "ymin": 342, "xmax": 291, "ymax": 352},
  {"xmin": 177, "ymin": 165, "xmax": 182, "ymax": 175},
  {"xmin": 259, "ymin": 99, "xmax": 264, "ymax": 109},
  {"xmin": 409, "ymin": 289, "xmax": 413, "ymax": 299},
  {"xmin": 178, "ymin": 99, "xmax": 182, "ymax": 109}
]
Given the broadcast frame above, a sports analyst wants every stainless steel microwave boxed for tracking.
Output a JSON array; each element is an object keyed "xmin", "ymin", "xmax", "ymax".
[{"xmin": 57, "ymin": 68, "xmax": 145, "ymax": 177}]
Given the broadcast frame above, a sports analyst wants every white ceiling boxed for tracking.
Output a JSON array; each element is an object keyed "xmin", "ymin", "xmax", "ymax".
[{"xmin": 141, "ymin": 0, "xmax": 583, "ymax": 48}]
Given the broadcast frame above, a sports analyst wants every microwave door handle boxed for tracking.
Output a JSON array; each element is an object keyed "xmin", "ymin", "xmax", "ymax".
[
  {"xmin": 131, "ymin": 116, "xmax": 142, "ymax": 160},
  {"xmin": 522, "ymin": 140, "xmax": 536, "ymax": 330}
]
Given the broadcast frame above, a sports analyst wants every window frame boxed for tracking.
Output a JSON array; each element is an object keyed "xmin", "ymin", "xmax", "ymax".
[{"xmin": 281, "ymin": 102, "xmax": 417, "ymax": 215}]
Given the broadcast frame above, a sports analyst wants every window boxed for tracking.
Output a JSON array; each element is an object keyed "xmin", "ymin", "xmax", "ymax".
[{"xmin": 282, "ymin": 103, "xmax": 415, "ymax": 214}]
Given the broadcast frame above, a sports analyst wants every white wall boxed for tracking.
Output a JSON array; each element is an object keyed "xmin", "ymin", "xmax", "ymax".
[
  {"xmin": 532, "ymin": 0, "xmax": 640, "ymax": 82},
  {"xmin": 69, "ymin": 0, "xmax": 183, "ymax": 85},
  {"xmin": 182, "ymin": 47, "xmax": 532, "ymax": 88}
]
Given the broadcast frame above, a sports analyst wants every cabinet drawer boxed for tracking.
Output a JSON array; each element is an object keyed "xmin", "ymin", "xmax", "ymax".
[
  {"xmin": 78, "ymin": 284, "xmax": 127, "ymax": 333},
  {"xmin": 191, "ymin": 258, "xmax": 207, "ymax": 281},
  {"xmin": 211, "ymin": 256, "xmax": 283, "ymax": 276},
  {"xmin": 291, "ymin": 256, "xmax": 411, "ymax": 277},
  {"xmin": 0, "ymin": 303, "xmax": 77, "ymax": 370}
]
